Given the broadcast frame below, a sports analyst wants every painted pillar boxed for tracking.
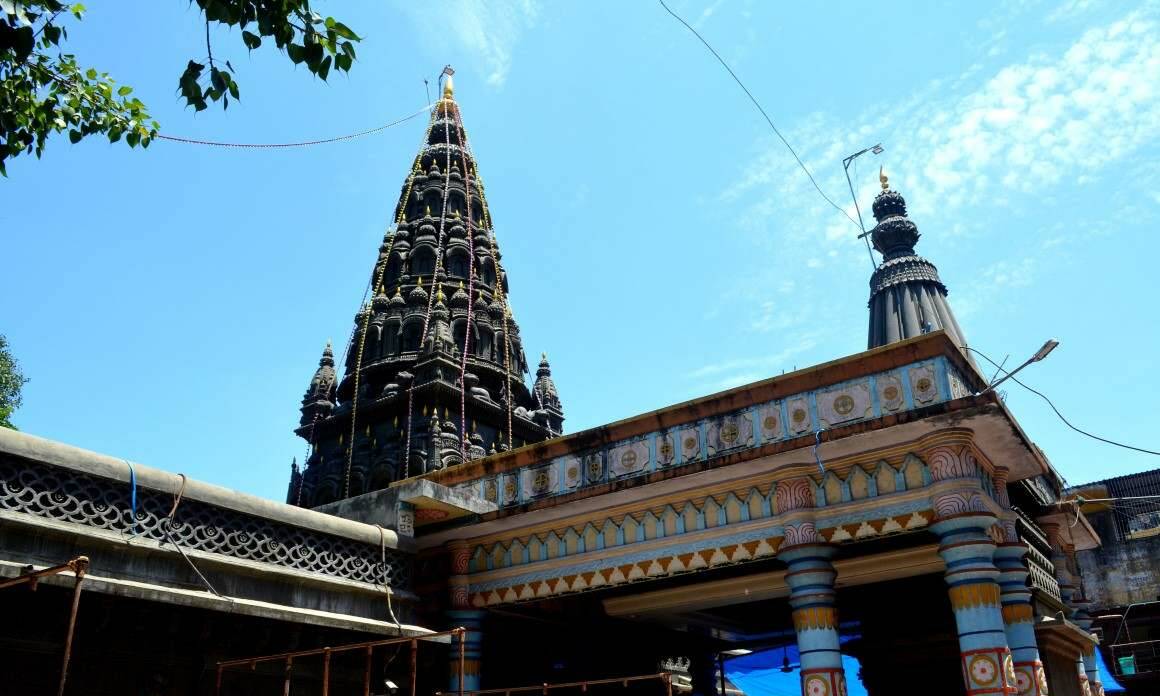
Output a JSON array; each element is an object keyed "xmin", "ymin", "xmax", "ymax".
[
  {"xmin": 924, "ymin": 442, "xmax": 1015, "ymax": 694},
  {"xmin": 1072, "ymin": 597, "xmax": 1103, "ymax": 696},
  {"xmin": 774, "ymin": 477, "xmax": 847, "ymax": 696},
  {"xmin": 931, "ymin": 512, "xmax": 1016, "ymax": 696},
  {"xmin": 781, "ymin": 544, "xmax": 846, "ymax": 696},
  {"xmin": 992, "ymin": 468, "xmax": 1048, "ymax": 696},
  {"xmin": 447, "ymin": 609, "xmax": 485, "ymax": 694},
  {"xmin": 447, "ymin": 540, "xmax": 483, "ymax": 694},
  {"xmin": 995, "ymin": 542, "xmax": 1048, "ymax": 696}
]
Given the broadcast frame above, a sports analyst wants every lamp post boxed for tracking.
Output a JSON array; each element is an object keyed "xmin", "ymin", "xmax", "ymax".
[
  {"xmin": 984, "ymin": 339, "xmax": 1059, "ymax": 393},
  {"xmin": 843, "ymin": 143, "xmax": 884, "ymax": 267}
]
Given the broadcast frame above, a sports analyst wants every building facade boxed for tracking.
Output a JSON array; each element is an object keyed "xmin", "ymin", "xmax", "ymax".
[{"xmin": 0, "ymin": 78, "xmax": 1114, "ymax": 696}]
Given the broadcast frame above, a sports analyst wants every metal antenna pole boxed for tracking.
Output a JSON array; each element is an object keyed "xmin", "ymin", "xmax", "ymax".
[{"xmin": 843, "ymin": 144, "xmax": 884, "ymax": 268}]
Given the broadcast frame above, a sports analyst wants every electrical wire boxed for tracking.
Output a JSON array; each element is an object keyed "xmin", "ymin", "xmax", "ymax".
[
  {"xmin": 161, "ymin": 474, "xmax": 226, "ymax": 598},
  {"xmin": 155, "ymin": 103, "xmax": 435, "ymax": 148},
  {"xmin": 657, "ymin": 0, "xmax": 861, "ymax": 231},
  {"xmin": 965, "ymin": 346, "xmax": 1160, "ymax": 457}
]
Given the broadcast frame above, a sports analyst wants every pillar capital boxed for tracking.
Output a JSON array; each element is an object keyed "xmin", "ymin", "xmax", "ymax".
[{"xmin": 446, "ymin": 539, "xmax": 472, "ymax": 575}]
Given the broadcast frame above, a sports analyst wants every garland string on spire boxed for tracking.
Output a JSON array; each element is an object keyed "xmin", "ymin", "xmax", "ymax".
[
  {"xmin": 451, "ymin": 105, "xmax": 478, "ymax": 461},
  {"xmin": 342, "ymin": 105, "xmax": 437, "ymax": 496},
  {"xmin": 404, "ymin": 97, "xmax": 454, "ymax": 477}
]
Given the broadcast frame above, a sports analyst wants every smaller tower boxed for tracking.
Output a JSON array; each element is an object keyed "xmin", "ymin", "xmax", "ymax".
[
  {"xmin": 532, "ymin": 353, "xmax": 564, "ymax": 435},
  {"xmin": 300, "ymin": 341, "xmax": 337, "ymax": 427},
  {"xmin": 867, "ymin": 169, "xmax": 969, "ymax": 351}
]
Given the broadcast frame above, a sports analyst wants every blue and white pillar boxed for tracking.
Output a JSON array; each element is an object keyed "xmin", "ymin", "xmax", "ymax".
[
  {"xmin": 995, "ymin": 542, "xmax": 1047, "ymax": 696},
  {"xmin": 931, "ymin": 512, "xmax": 1016, "ymax": 696},
  {"xmin": 780, "ymin": 543, "xmax": 847, "ymax": 696},
  {"xmin": 447, "ymin": 609, "xmax": 485, "ymax": 694}
]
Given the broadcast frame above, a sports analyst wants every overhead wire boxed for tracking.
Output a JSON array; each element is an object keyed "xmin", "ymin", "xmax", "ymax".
[
  {"xmin": 154, "ymin": 104, "xmax": 434, "ymax": 148},
  {"xmin": 657, "ymin": 0, "xmax": 861, "ymax": 231},
  {"xmin": 965, "ymin": 346, "xmax": 1160, "ymax": 457}
]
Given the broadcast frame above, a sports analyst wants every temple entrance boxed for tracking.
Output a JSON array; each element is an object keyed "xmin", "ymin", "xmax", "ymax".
[{"xmin": 466, "ymin": 547, "xmax": 965, "ymax": 696}]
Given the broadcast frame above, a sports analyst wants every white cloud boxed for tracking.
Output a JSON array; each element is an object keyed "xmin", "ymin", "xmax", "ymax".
[
  {"xmin": 689, "ymin": 334, "xmax": 821, "ymax": 390},
  {"xmin": 398, "ymin": 1, "xmax": 539, "ymax": 87}
]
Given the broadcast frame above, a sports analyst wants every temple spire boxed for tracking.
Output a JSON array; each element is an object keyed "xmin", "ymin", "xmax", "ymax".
[
  {"xmin": 290, "ymin": 75, "xmax": 564, "ymax": 506},
  {"xmin": 866, "ymin": 170, "xmax": 970, "ymax": 352}
]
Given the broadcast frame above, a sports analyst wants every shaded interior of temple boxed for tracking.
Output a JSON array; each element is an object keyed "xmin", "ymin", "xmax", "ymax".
[{"xmin": 473, "ymin": 543, "xmax": 967, "ymax": 696}]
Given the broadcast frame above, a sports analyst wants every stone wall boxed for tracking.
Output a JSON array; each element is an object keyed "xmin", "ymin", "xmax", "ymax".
[{"xmin": 1077, "ymin": 531, "xmax": 1160, "ymax": 610}]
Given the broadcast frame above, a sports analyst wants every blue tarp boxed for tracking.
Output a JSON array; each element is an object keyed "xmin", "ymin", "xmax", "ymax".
[
  {"xmin": 1095, "ymin": 648, "xmax": 1127, "ymax": 693},
  {"xmin": 724, "ymin": 643, "xmax": 1127, "ymax": 695},
  {"xmin": 724, "ymin": 641, "xmax": 868, "ymax": 696}
]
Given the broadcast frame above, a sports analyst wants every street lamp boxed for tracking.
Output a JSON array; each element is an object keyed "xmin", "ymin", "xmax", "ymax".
[
  {"xmin": 983, "ymin": 339, "xmax": 1059, "ymax": 393},
  {"xmin": 843, "ymin": 143, "xmax": 884, "ymax": 267}
]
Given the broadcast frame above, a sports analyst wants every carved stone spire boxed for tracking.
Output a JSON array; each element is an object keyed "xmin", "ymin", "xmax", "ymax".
[
  {"xmin": 290, "ymin": 74, "xmax": 565, "ymax": 507},
  {"xmin": 299, "ymin": 341, "xmax": 337, "ymax": 426},
  {"xmin": 867, "ymin": 170, "xmax": 969, "ymax": 351}
]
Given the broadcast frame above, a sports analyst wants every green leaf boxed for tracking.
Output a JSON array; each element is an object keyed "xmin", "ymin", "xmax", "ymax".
[
  {"xmin": 227, "ymin": 79, "xmax": 239, "ymax": 100},
  {"xmin": 85, "ymin": 67, "xmax": 97, "ymax": 79},
  {"xmin": 330, "ymin": 22, "xmax": 359, "ymax": 41},
  {"xmin": 242, "ymin": 30, "xmax": 261, "ymax": 49},
  {"xmin": 287, "ymin": 43, "xmax": 305, "ymax": 64},
  {"xmin": 117, "ymin": 85, "xmax": 132, "ymax": 96},
  {"xmin": 13, "ymin": 26, "xmax": 34, "ymax": 61},
  {"xmin": 70, "ymin": 3, "xmax": 85, "ymax": 19},
  {"xmin": 317, "ymin": 55, "xmax": 331, "ymax": 81},
  {"xmin": 68, "ymin": 129, "xmax": 82, "ymax": 144}
]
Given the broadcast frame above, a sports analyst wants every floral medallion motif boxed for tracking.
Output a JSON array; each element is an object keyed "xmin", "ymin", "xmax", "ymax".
[
  {"xmin": 585, "ymin": 453, "xmax": 604, "ymax": 483},
  {"xmin": 1014, "ymin": 668, "xmax": 1033, "ymax": 695},
  {"xmin": 804, "ymin": 675, "xmax": 829, "ymax": 696},
  {"xmin": 909, "ymin": 364, "xmax": 939, "ymax": 403},
  {"xmin": 969, "ymin": 655, "xmax": 999, "ymax": 686},
  {"xmin": 657, "ymin": 435, "xmax": 675, "ymax": 466}
]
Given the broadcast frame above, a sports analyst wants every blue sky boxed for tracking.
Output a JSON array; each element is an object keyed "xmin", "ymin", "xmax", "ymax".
[{"xmin": 4, "ymin": 0, "xmax": 1159, "ymax": 501}]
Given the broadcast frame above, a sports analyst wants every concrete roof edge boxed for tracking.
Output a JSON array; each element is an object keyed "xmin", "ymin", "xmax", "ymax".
[{"xmin": 0, "ymin": 428, "xmax": 400, "ymax": 550}]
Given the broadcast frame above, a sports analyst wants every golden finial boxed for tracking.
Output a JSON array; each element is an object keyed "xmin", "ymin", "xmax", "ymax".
[
  {"xmin": 436, "ymin": 284, "xmax": 445, "ymax": 302},
  {"xmin": 541, "ymin": 352, "xmax": 547, "ymax": 361},
  {"xmin": 417, "ymin": 276, "xmax": 424, "ymax": 288},
  {"xmin": 425, "ymin": 204, "xmax": 432, "ymax": 216},
  {"xmin": 442, "ymin": 74, "xmax": 455, "ymax": 100},
  {"xmin": 459, "ymin": 281, "xmax": 465, "ymax": 289},
  {"xmin": 879, "ymin": 166, "xmax": 889, "ymax": 191},
  {"xmin": 394, "ymin": 284, "xmax": 402, "ymax": 298}
]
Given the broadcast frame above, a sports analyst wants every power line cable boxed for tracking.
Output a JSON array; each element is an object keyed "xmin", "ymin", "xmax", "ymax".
[
  {"xmin": 965, "ymin": 346, "xmax": 1160, "ymax": 457},
  {"xmin": 657, "ymin": 0, "xmax": 860, "ymax": 230},
  {"xmin": 156, "ymin": 103, "xmax": 434, "ymax": 148}
]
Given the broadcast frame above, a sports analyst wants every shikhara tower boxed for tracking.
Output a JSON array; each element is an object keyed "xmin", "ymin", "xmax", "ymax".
[
  {"xmin": 288, "ymin": 75, "xmax": 564, "ymax": 508},
  {"xmin": 866, "ymin": 169, "xmax": 969, "ymax": 350}
]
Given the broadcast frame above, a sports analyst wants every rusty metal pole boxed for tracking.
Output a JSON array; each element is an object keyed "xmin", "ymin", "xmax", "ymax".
[
  {"xmin": 56, "ymin": 556, "xmax": 88, "ymax": 696},
  {"xmin": 322, "ymin": 649, "xmax": 332, "ymax": 696},
  {"xmin": 215, "ymin": 666, "xmax": 223, "ymax": 696},
  {"xmin": 458, "ymin": 628, "xmax": 466, "ymax": 696},
  {"xmin": 283, "ymin": 657, "xmax": 293, "ymax": 696},
  {"xmin": 410, "ymin": 639, "xmax": 418, "ymax": 696},
  {"xmin": 364, "ymin": 646, "xmax": 373, "ymax": 696},
  {"xmin": 665, "ymin": 673, "xmax": 673, "ymax": 696}
]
